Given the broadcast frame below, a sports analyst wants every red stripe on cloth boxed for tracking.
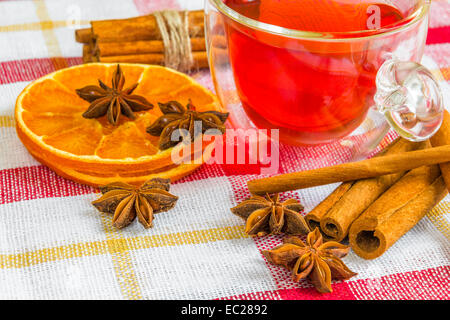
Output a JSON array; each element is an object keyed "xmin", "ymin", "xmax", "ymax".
[
  {"xmin": 0, "ymin": 165, "xmax": 94, "ymax": 205},
  {"xmin": 427, "ymin": 26, "xmax": 450, "ymax": 45},
  {"xmin": 348, "ymin": 266, "xmax": 450, "ymax": 300},
  {"xmin": 277, "ymin": 283, "xmax": 357, "ymax": 300},
  {"xmin": 0, "ymin": 57, "xmax": 82, "ymax": 85},
  {"xmin": 217, "ymin": 283, "xmax": 356, "ymax": 300}
]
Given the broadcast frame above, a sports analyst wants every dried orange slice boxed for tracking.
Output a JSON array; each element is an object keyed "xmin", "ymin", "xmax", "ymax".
[{"xmin": 15, "ymin": 63, "xmax": 223, "ymax": 184}]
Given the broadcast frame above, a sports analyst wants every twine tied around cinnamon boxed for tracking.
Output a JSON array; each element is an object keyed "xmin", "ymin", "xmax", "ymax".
[{"xmin": 154, "ymin": 10, "xmax": 194, "ymax": 73}]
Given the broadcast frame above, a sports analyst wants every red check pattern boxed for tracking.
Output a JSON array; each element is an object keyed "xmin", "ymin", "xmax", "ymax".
[{"xmin": 0, "ymin": 0, "xmax": 448, "ymax": 300}]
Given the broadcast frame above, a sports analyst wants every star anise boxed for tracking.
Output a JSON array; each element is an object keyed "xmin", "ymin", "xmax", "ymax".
[
  {"xmin": 92, "ymin": 178, "xmax": 178, "ymax": 229},
  {"xmin": 262, "ymin": 228, "xmax": 357, "ymax": 293},
  {"xmin": 76, "ymin": 64, "xmax": 153, "ymax": 125},
  {"xmin": 146, "ymin": 100, "xmax": 229, "ymax": 150},
  {"xmin": 231, "ymin": 194, "xmax": 310, "ymax": 237}
]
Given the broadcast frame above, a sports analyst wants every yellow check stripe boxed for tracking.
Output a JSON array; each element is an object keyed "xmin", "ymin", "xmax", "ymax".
[
  {"xmin": 127, "ymin": 225, "xmax": 247, "ymax": 250},
  {"xmin": 33, "ymin": 0, "xmax": 68, "ymax": 70},
  {"xmin": 0, "ymin": 240, "xmax": 108, "ymax": 269},
  {"xmin": 0, "ymin": 225, "xmax": 246, "ymax": 269},
  {"xmin": 0, "ymin": 116, "xmax": 15, "ymax": 127},
  {"xmin": 0, "ymin": 20, "xmax": 89, "ymax": 33},
  {"xmin": 100, "ymin": 214, "xmax": 143, "ymax": 300},
  {"xmin": 427, "ymin": 200, "xmax": 450, "ymax": 240}
]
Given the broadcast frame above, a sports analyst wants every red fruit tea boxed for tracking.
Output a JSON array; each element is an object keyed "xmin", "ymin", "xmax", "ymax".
[{"xmin": 223, "ymin": 0, "xmax": 410, "ymax": 144}]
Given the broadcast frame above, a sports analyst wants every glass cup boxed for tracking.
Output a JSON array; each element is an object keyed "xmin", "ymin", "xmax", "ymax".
[{"xmin": 204, "ymin": 0, "xmax": 443, "ymax": 152}]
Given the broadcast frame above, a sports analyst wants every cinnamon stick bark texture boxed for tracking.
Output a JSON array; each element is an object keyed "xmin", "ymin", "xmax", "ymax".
[
  {"xmin": 304, "ymin": 139, "xmax": 403, "ymax": 233},
  {"xmin": 312, "ymin": 139, "xmax": 427, "ymax": 241},
  {"xmin": 91, "ymin": 10, "xmax": 204, "ymax": 43},
  {"xmin": 430, "ymin": 109, "xmax": 450, "ymax": 192},
  {"xmin": 320, "ymin": 139, "xmax": 429, "ymax": 241},
  {"xmin": 95, "ymin": 38, "xmax": 206, "ymax": 57},
  {"xmin": 76, "ymin": 10, "xmax": 208, "ymax": 71},
  {"xmin": 349, "ymin": 165, "xmax": 446, "ymax": 259},
  {"xmin": 304, "ymin": 181, "xmax": 353, "ymax": 234},
  {"xmin": 247, "ymin": 144, "xmax": 450, "ymax": 195},
  {"xmin": 82, "ymin": 44, "xmax": 93, "ymax": 63},
  {"xmin": 75, "ymin": 28, "xmax": 92, "ymax": 43},
  {"xmin": 97, "ymin": 51, "xmax": 209, "ymax": 69}
]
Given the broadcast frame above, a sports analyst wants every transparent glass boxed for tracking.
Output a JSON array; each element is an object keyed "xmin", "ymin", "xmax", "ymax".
[{"xmin": 205, "ymin": 0, "xmax": 443, "ymax": 151}]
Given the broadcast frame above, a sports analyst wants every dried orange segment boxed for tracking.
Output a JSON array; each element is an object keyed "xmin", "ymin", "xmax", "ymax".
[
  {"xmin": 21, "ymin": 79, "xmax": 86, "ymax": 114},
  {"xmin": 52, "ymin": 64, "xmax": 109, "ymax": 92},
  {"xmin": 169, "ymin": 85, "xmax": 216, "ymax": 108},
  {"xmin": 144, "ymin": 93, "xmax": 175, "ymax": 109},
  {"xmin": 92, "ymin": 111, "xmax": 150, "ymax": 136},
  {"xmin": 134, "ymin": 112, "xmax": 161, "ymax": 145},
  {"xmin": 134, "ymin": 66, "xmax": 192, "ymax": 96},
  {"xmin": 95, "ymin": 121, "xmax": 158, "ymax": 159},
  {"xmin": 43, "ymin": 123, "xmax": 103, "ymax": 155},
  {"xmin": 21, "ymin": 111, "xmax": 85, "ymax": 137}
]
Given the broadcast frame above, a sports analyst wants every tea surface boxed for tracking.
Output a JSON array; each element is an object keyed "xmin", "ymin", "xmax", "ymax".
[{"xmin": 224, "ymin": 0, "xmax": 405, "ymax": 32}]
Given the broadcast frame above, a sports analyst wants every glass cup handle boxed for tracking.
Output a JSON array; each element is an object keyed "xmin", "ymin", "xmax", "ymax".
[{"xmin": 374, "ymin": 58, "xmax": 444, "ymax": 141}]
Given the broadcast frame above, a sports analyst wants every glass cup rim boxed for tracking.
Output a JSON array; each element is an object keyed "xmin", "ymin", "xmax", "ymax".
[{"xmin": 209, "ymin": 0, "xmax": 431, "ymax": 42}]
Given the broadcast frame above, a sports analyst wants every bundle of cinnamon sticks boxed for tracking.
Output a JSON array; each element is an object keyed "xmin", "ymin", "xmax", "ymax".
[
  {"xmin": 248, "ymin": 110, "xmax": 450, "ymax": 260},
  {"xmin": 75, "ymin": 10, "xmax": 209, "ymax": 70}
]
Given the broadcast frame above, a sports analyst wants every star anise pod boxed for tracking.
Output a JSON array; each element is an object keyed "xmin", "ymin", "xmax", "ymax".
[
  {"xmin": 146, "ymin": 100, "xmax": 229, "ymax": 150},
  {"xmin": 262, "ymin": 228, "xmax": 357, "ymax": 293},
  {"xmin": 231, "ymin": 194, "xmax": 310, "ymax": 236},
  {"xmin": 92, "ymin": 178, "xmax": 178, "ymax": 229},
  {"xmin": 76, "ymin": 64, "xmax": 153, "ymax": 125}
]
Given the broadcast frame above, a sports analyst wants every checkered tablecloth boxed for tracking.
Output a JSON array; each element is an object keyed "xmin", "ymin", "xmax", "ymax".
[{"xmin": 0, "ymin": 0, "xmax": 449, "ymax": 300}]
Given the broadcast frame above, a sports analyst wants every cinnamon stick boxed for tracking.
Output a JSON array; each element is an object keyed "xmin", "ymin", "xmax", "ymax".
[
  {"xmin": 349, "ymin": 165, "xmax": 446, "ymax": 259},
  {"xmin": 95, "ymin": 38, "xmax": 206, "ymax": 57},
  {"xmin": 319, "ymin": 139, "xmax": 429, "ymax": 241},
  {"xmin": 96, "ymin": 51, "xmax": 209, "ymax": 69},
  {"xmin": 305, "ymin": 138, "xmax": 409, "ymax": 236},
  {"xmin": 247, "ymin": 144, "xmax": 450, "ymax": 195},
  {"xmin": 82, "ymin": 44, "xmax": 94, "ymax": 63},
  {"xmin": 304, "ymin": 181, "xmax": 353, "ymax": 239},
  {"xmin": 75, "ymin": 28, "xmax": 92, "ymax": 43},
  {"xmin": 91, "ymin": 10, "xmax": 204, "ymax": 43},
  {"xmin": 430, "ymin": 109, "xmax": 450, "ymax": 192},
  {"xmin": 304, "ymin": 139, "xmax": 403, "ymax": 231}
]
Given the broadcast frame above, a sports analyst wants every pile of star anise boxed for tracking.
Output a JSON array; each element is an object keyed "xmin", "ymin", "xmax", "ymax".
[
  {"xmin": 263, "ymin": 228, "xmax": 357, "ymax": 293},
  {"xmin": 231, "ymin": 193, "xmax": 357, "ymax": 293},
  {"xmin": 76, "ymin": 64, "xmax": 229, "ymax": 151}
]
